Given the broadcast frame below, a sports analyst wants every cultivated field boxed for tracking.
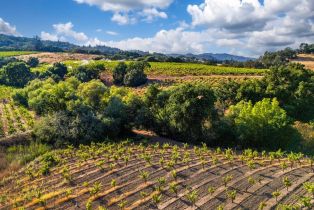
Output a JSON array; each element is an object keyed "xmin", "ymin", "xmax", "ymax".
[
  {"xmin": 0, "ymin": 101, "xmax": 34, "ymax": 138},
  {"xmin": 0, "ymin": 51, "xmax": 37, "ymax": 57},
  {"xmin": 68, "ymin": 60, "xmax": 267, "ymax": 76},
  {"xmin": 0, "ymin": 142, "xmax": 313, "ymax": 210},
  {"xmin": 0, "ymin": 86, "xmax": 34, "ymax": 138},
  {"xmin": 292, "ymin": 54, "xmax": 314, "ymax": 71}
]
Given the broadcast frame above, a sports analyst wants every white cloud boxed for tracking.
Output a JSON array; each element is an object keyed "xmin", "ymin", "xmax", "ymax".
[
  {"xmin": 40, "ymin": 22, "xmax": 89, "ymax": 43},
  {"xmin": 74, "ymin": 0, "xmax": 173, "ymax": 11},
  {"xmin": 106, "ymin": 30, "xmax": 118, "ymax": 36},
  {"xmin": 73, "ymin": 0, "xmax": 173, "ymax": 24},
  {"xmin": 140, "ymin": 8, "xmax": 167, "ymax": 22},
  {"xmin": 42, "ymin": 0, "xmax": 314, "ymax": 57},
  {"xmin": 104, "ymin": 28, "xmax": 214, "ymax": 54},
  {"xmin": 53, "ymin": 22, "xmax": 88, "ymax": 42},
  {"xmin": 40, "ymin": 31, "xmax": 59, "ymax": 41},
  {"xmin": 111, "ymin": 13, "xmax": 136, "ymax": 25},
  {"xmin": 0, "ymin": 18, "xmax": 19, "ymax": 36}
]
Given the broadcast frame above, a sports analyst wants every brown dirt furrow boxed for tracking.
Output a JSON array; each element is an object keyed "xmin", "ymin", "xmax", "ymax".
[
  {"xmin": 111, "ymin": 160, "xmax": 233, "ymax": 210},
  {"xmin": 158, "ymin": 161, "xmax": 246, "ymax": 210},
  {"xmin": 185, "ymin": 163, "xmax": 284, "ymax": 210},
  {"xmin": 128, "ymin": 160, "xmax": 236, "ymax": 210},
  {"xmin": 237, "ymin": 166, "xmax": 313, "ymax": 210},
  {"xmin": 8, "ymin": 149, "xmax": 172, "ymax": 196},
  {"xmin": 265, "ymin": 172, "xmax": 314, "ymax": 209},
  {"xmin": 20, "ymin": 153, "xmax": 172, "ymax": 209},
  {"xmin": 223, "ymin": 165, "xmax": 310, "ymax": 209},
  {"xmin": 38, "ymin": 153, "xmax": 209, "ymax": 208},
  {"xmin": 55, "ymin": 156, "xmax": 209, "ymax": 209},
  {"xmin": 278, "ymin": 176, "xmax": 314, "ymax": 205}
]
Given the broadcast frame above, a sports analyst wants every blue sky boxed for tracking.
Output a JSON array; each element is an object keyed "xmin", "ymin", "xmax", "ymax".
[{"xmin": 0, "ymin": 0, "xmax": 313, "ymax": 56}]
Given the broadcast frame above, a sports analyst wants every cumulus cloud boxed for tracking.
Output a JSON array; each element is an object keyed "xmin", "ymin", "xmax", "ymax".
[
  {"xmin": 73, "ymin": 0, "xmax": 173, "ymax": 24},
  {"xmin": 106, "ymin": 30, "xmax": 118, "ymax": 36},
  {"xmin": 139, "ymin": 8, "xmax": 168, "ymax": 22},
  {"xmin": 40, "ymin": 31, "xmax": 59, "ymax": 41},
  {"xmin": 53, "ymin": 22, "xmax": 88, "ymax": 42},
  {"xmin": 102, "ymin": 0, "xmax": 314, "ymax": 57},
  {"xmin": 41, "ymin": 22, "xmax": 89, "ymax": 43},
  {"xmin": 111, "ymin": 13, "xmax": 136, "ymax": 25},
  {"xmin": 104, "ymin": 28, "xmax": 215, "ymax": 54},
  {"xmin": 0, "ymin": 18, "xmax": 19, "ymax": 36}
]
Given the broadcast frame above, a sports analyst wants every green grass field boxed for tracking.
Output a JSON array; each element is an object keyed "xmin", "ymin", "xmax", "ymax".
[
  {"xmin": 63, "ymin": 60, "xmax": 267, "ymax": 76},
  {"xmin": 0, "ymin": 51, "xmax": 37, "ymax": 57}
]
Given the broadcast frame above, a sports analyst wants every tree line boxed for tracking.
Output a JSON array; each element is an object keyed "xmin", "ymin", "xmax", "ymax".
[{"xmin": 0, "ymin": 54, "xmax": 312, "ymax": 152}]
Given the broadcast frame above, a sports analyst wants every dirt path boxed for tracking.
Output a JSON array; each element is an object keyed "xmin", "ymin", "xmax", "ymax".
[
  {"xmin": 15, "ymin": 52, "xmax": 99, "ymax": 64},
  {"xmin": 291, "ymin": 54, "xmax": 314, "ymax": 70}
]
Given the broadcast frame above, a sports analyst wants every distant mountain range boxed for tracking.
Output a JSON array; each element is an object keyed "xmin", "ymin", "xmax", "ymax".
[
  {"xmin": 169, "ymin": 53, "xmax": 254, "ymax": 62},
  {"xmin": 0, "ymin": 34, "xmax": 254, "ymax": 62}
]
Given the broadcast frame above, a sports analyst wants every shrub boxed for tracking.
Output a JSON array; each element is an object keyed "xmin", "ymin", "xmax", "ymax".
[
  {"xmin": 27, "ymin": 57, "xmax": 39, "ymax": 68},
  {"xmin": 69, "ymin": 62, "xmax": 104, "ymax": 82},
  {"xmin": 123, "ymin": 61, "xmax": 148, "ymax": 87},
  {"xmin": 141, "ymin": 84, "xmax": 217, "ymax": 144},
  {"xmin": 40, "ymin": 62, "xmax": 67, "ymax": 81},
  {"xmin": 264, "ymin": 63, "xmax": 314, "ymax": 121},
  {"xmin": 33, "ymin": 108, "xmax": 105, "ymax": 146},
  {"xmin": 0, "ymin": 62, "xmax": 33, "ymax": 87},
  {"xmin": 227, "ymin": 98, "xmax": 290, "ymax": 149},
  {"xmin": 112, "ymin": 61, "xmax": 149, "ymax": 87},
  {"xmin": 112, "ymin": 62, "xmax": 127, "ymax": 85}
]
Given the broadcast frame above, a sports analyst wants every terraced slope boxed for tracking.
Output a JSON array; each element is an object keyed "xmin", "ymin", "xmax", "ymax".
[
  {"xmin": 0, "ymin": 142, "xmax": 313, "ymax": 210},
  {"xmin": 0, "ymin": 101, "xmax": 34, "ymax": 138}
]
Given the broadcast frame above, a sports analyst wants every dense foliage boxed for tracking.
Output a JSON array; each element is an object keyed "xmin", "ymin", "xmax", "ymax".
[
  {"xmin": 39, "ymin": 62, "xmax": 68, "ymax": 81},
  {"xmin": 13, "ymin": 77, "xmax": 141, "ymax": 146},
  {"xmin": 68, "ymin": 62, "xmax": 104, "ymax": 82},
  {"xmin": 227, "ymin": 98, "xmax": 290, "ymax": 149},
  {"xmin": 26, "ymin": 57, "xmax": 39, "ymax": 68},
  {"xmin": 141, "ymin": 84, "xmax": 217, "ymax": 143},
  {"xmin": 0, "ymin": 62, "xmax": 33, "ymax": 87},
  {"xmin": 112, "ymin": 61, "xmax": 148, "ymax": 87},
  {"xmin": 216, "ymin": 63, "xmax": 314, "ymax": 122}
]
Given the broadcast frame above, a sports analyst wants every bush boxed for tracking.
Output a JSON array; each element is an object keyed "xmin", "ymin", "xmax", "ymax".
[
  {"xmin": 69, "ymin": 62, "xmax": 104, "ymax": 82},
  {"xmin": 227, "ymin": 98, "xmax": 290, "ymax": 149},
  {"xmin": 78, "ymin": 79, "xmax": 108, "ymax": 110},
  {"xmin": 113, "ymin": 62, "xmax": 127, "ymax": 85},
  {"xmin": 33, "ymin": 108, "xmax": 105, "ymax": 146},
  {"xmin": 112, "ymin": 61, "xmax": 149, "ymax": 87},
  {"xmin": 27, "ymin": 57, "xmax": 39, "ymax": 67},
  {"xmin": 141, "ymin": 84, "xmax": 217, "ymax": 143},
  {"xmin": 123, "ymin": 61, "xmax": 148, "ymax": 87},
  {"xmin": 0, "ymin": 62, "xmax": 33, "ymax": 87},
  {"xmin": 264, "ymin": 63, "xmax": 314, "ymax": 121},
  {"xmin": 40, "ymin": 62, "xmax": 67, "ymax": 81}
]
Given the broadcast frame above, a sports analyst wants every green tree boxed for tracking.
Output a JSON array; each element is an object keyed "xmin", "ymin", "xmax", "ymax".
[
  {"xmin": 27, "ymin": 57, "xmax": 39, "ymax": 67},
  {"xmin": 0, "ymin": 62, "xmax": 33, "ymax": 87},
  {"xmin": 78, "ymin": 80, "xmax": 108, "ymax": 110},
  {"xmin": 123, "ymin": 61, "xmax": 149, "ymax": 87},
  {"xmin": 264, "ymin": 63, "xmax": 314, "ymax": 121},
  {"xmin": 69, "ymin": 63, "xmax": 104, "ymax": 82},
  {"xmin": 142, "ymin": 84, "xmax": 217, "ymax": 144},
  {"xmin": 112, "ymin": 62, "xmax": 127, "ymax": 85},
  {"xmin": 41, "ymin": 62, "xmax": 68, "ymax": 81},
  {"xmin": 33, "ymin": 107, "xmax": 105, "ymax": 146},
  {"xmin": 227, "ymin": 98, "xmax": 290, "ymax": 149}
]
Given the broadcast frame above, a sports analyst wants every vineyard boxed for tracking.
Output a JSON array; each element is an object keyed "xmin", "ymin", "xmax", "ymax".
[
  {"xmin": 0, "ymin": 101, "xmax": 34, "ymax": 138},
  {"xmin": 63, "ymin": 60, "xmax": 267, "ymax": 76},
  {"xmin": 1, "ymin": 141, "xmax": 313, "ymax": 210},
  {"xmin": 0, "ymin": 51, "xmax": 37, "ymax": 57},
  {"xmin": 0, "ymin": 86, "xmax": 34, "ymax": 138}
]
